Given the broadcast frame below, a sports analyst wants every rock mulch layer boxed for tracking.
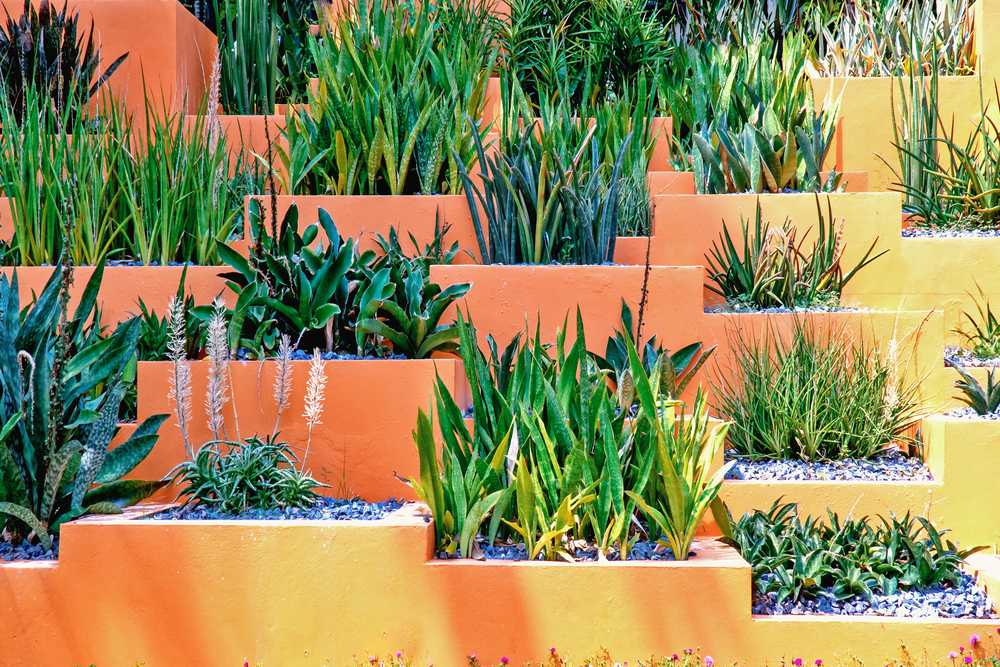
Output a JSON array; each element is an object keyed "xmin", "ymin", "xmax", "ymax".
[
  {"xmin": 944, "ymin": 408, "xmax": 1000, "ymax": 421},
  {"xmin": 902, "ymin": 228, "xmax": 1000, "ymax": 238},
  {"xmin": 725, "ymin": 450, "xmax": 933, "ymax": 481},
  {"xmin": 753, "ymin": 573, "xmax": 995, "ymax": 619},
  {"xmin": 945, "ymin": 347, "xmax": 1000, "ymax": 368},
  {"xmin": 0, "ymin": 538, "xmax": 58, "ymax": 562},
  {"xmin": 152, "ymin": 497, "xmax": 403, "ymax": 521},
  {"xmin": 440, "ymin": 540, "xmax": 684, "ymax": 562}
]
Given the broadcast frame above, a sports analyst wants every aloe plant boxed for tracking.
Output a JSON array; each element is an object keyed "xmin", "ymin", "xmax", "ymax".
[
  {"xmin": 0, "ymin": 264, "xmax": 166, "ymax": 549},
  {"xmin": 946, "ymin": 359, "xmax": 1000, "ymax": 416}
]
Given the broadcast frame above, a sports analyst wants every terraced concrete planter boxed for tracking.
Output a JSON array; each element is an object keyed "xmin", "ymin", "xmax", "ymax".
[
  {"xmin": 428, "ymin": 264, "xmax": 706, "ymax": 352},
  {"xmin": 0, "ymin": 265, "xmax": 228, "ymax": 325},
  {"xmin": 133, "ymin": 359, "xmax": 462, "ymax": 501},
  {"xmin": 1, "ymin": 504, "xmax": 998, "ymax": 666}
]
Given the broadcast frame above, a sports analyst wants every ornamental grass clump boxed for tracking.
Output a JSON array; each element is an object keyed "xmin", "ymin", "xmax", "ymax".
[
  {"xmin": 404, "ymin": 313, "xmax": 725, "ymax": 561},
  {"xmin": 705, "ymin": 198, "xmax": 886, "ymax": 311},
  {"xmin": 731, "ymin": 501, "xmax": 984, "ymax": 604},
  {"xmin": 715, "ymin": 321, "xmax": 923, "ymax": 462}
]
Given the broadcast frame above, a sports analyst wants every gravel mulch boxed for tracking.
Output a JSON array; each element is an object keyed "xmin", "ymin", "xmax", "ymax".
[
  {"xmin": 235, "ymin": 349, "xmax": 408, "ymax": 361},
  {"xmin": 902, "ymin": 228, "xmax": 1000, "ymax": 238},
  {"xmin": 440, "ymin": 539, "xmax": 685, "ymax": 562},
  {"xmin": 945, "ymin": 347, "xmax": 1000, "ymax": 368},
  {"xmin": 753, "ymin": 573, "xmax": 995, "ymax": 618},
  {"xmin": 705, "ymin": 305, "xmax": 860, "ymax": 314},
  {"xmin": 0, "ymin": 538, "xmax": 58, "ymax": 562},
  {"xmin": 725, "ymin": 450, "xmax": 933, "ymax": 481},
  {"xmin": 151, "ymin": 497, "xmax": 403, "ymax": 521},
  {"xmin": 943, "ymin": 408, "xmax": 1000, "ymax": 421}
]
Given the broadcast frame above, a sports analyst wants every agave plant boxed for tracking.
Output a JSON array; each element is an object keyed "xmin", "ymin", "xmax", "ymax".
[
  {"xmin": 0, "ymin": 264, "xmax": 166, "ymax": 549},
  {"xmin": 0, "ymin": 0, "xmax": 128, "ymax": 120},
  {"xmin": 946, "ymin": 359, "xmax": 1000, "ymax": 416},
  {"xmin": 705, "ymin": 198, "xmax": 886, "ymax": 310}
]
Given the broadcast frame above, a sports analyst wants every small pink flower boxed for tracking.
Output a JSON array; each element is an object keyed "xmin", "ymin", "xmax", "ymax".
[
  {"xmin": 793, "ymin": 659, "xmax": 803, "ymax": 667},
  {"xmin": 550, "ymin": 648, "xmax": 557, "ymax": 655},
  {"xmin": 368, "ymin": 658, "xmax": 376, "ymax": 665},
  {"xmin": 960, "ymin": 647, "xmax": 966, "ymax": 655},
  {"xmin": 964, "ymin": 658, "xmax": 973, "ymax": 665},
  {"xmin": 949, "ymin": 652, "xmax": 959, "ymax": 660},
  {"xmin": 815, "ymin": 661, "xmax": 823, "ymax": 666},
  {"xmin": 685, "ymin": 649, "xmax": 694, "ymax": 656},
  {"xmin": 671, "ymin": 654, "xmax": 679, "ymax": 662},
  {"xmin": 500, "ymin": 658, "xmax": 510, "ymax": 666},
  {"xmin": 971, "ymin": 635, "xmax": 981, "ymax": 647},
  {"xmin": 705, "ymin": 657, "xmax": 714, "ymax": 667}
]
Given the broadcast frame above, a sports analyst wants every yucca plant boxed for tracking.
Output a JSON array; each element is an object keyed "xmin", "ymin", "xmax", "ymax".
[
  {"xmin": 0, "ymin": 0, "xmax": 128, "ymax": 121},
  {"xmin": 0, "ymin": 264, "xmax": 166, "ymax": 550},
  {"xmin": 705, "ymin": 198, "xmax": 886, "ymax": 310},
  {"xmin": 885, "ymin": 64, "xmax": 940, "ymax": 212},
  {"xmin": 946, "ymin": 359, "xmax": 1000, "ymax": 416},
  {"xmin": 813, "ymin": 0, "xmax": 975, "ymax": 76}
]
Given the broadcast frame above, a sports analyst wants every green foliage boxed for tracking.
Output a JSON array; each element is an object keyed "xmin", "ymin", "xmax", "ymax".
[
  {"xmin": 956, "ymin": 285, "xmax": 1000, "ymax": 359},
  {"xmin": 0, "ymin": 265, "xmax": 166, "ymax": 549},
  {"xmin": 0, "ymin": 88, "xmax": 262, "ymax": 267},
  {"xmin": 705, "ymin": 198, "xmax": 886, "ymax": 310},
  {"xmin": 946, "ymin": 360, "xmax": 1000, "ymax": 416},
  {"xmin": 459, "ymin": 86, "xmax": 646, "ymax": 265},
  {"xmin": 136, "ymin": 271, "xmax": 205, "ymax": 362},
  {"xmin": 891, "ymin": 85, "xmax": 1000, "ymax": 230},
  {"xmin": 733, "ymin": 501, "xmax": 985, "ymax": 604},
  {"xmin": 715, "ymin": 321, "xmax": 922, "ymax": 461},
  {"xmin": 592, "ymin": 300, "xmax": 714, "ymax": 405},
  {"xmin": 212, "ymin": 0, "xmax": 278, "ymax": 114},
  {"xmin": 281, "ymin": 0, "xmax": 496, "ymax": 195},
  {"xmin": 0, "ymin": 0, "xmax": 127, "ymax": 121},
  {"xmin": 171, "ymin": 435, "xmax": 321, "ymax": 514},
  {"xmin": 405, "ymin": 313, "xmax": 720, "ymax": 561},
  {"xmin": 213, "ymin": 202, "xmax": 467, "ymax": 359},
  {"xmin": 501, "ymin": 0, "xmax": 669, "ymax": 105}
]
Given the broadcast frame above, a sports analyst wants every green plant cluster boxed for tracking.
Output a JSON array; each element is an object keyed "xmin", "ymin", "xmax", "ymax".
[
  {"xmin": 706, "ymin": 198, "xmax": 886, "ymax": 310},
  {"xmin": 280, "ymin": 0, "xmax": 497, "ymax": 196},
  {"xmin": 0, "ymin": 264, "xmax": 165, "ymax": 549},
  {"xmin": 204, "ymin": 203, "xmax": 470, "ymax": 359},
  {"xmin": 0, "ymin": 0, "xmax": 127, "ymax": 122},
  {"xmin": 715, "ymin": 322, "xmax": 922, "ymax": 461},
  {"xmin": 171, "ymin": 435, "xmax": 321, "ymax": 514},
  {"xmin": 406, "ymin": 311, "xmax": 724, "ymax": 561},
  {"xmin": 732, "ymin": 501, "xmax": 984, "ymax": 604},
  {"xmin": 0, "ymin": 89, "xmax": 263, "ymax": 267}
]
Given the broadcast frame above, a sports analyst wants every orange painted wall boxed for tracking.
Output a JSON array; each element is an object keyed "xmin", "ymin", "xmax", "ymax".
[
  {"xmin": 0, "ymin": 507, "xmax": 997, "ymax": 667},
  {"xmin": 0, "ymin": 0, "xmax": 216, "ymax": 116},
  {"xmin": 135, "ymin": 359, "xmax": 461, "ymax": 501}
]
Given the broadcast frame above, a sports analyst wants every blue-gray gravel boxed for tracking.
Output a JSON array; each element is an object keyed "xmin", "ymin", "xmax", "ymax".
[
  {"xmin": 0, "ymin": 538, "xmax": 58, "ymax": 562},
  {"xmin": 151, "ymin": 497, "xmax": 402, "ymax": 521},
  {"xmin": 726, "ymin": 450, "xmax": 932, "ymax": 481},
  {"xmin": 753, "ymin": 573, "xmax": 995, "ymax": 618}
]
